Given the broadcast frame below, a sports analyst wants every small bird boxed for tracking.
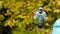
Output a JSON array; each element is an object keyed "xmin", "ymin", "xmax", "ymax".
[
  {"xmin": 52, "ymin": 18, "xmax": 60, "ymax": 34},
  {"xmin": 34, "ymin": 7, "xmax": 48, "ymax": 30}
]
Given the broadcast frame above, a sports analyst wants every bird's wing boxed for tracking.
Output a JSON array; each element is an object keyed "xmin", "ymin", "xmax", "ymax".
[
  {"xmin": 43, "ymin": 11, "xmax": 48, "ymax": 21},
  {"xmin": 34, "ymin": 12, "xmax": 39, "ymax": 20}
]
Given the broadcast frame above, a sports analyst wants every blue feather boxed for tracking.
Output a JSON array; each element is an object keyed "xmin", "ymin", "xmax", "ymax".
[{"xmin": 52, "ymin": 18, "xmax": 60, "ymax": 34}]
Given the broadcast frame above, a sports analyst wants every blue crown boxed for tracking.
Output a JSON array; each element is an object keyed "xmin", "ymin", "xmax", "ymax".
[{"xmin": 38, "ymin": 7, "xmax": 43, "ymax": 12}]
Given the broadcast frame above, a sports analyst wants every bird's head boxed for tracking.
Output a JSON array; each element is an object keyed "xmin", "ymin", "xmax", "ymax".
[{"xmin": 38, "ymin": 7, "xmax": 43, "ymax": 14}]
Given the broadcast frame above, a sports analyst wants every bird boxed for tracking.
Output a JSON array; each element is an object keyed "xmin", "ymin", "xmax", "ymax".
[
  {"xmin": 52, "ymin": 18, "xmax": 60, "ymax": 34},
  {"xmin": 34, "ymin": 7, "xmax": 48, "ymax": 31}
]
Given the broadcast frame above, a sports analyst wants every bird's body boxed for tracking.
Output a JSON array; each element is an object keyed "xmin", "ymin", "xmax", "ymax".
[
  {"xmin": 34, "ymin": 7, "xmax": 47, "ymax": 29},
  {"xmin": 52, "ymin": 18, "xmax": 60, "ymax": 34}
]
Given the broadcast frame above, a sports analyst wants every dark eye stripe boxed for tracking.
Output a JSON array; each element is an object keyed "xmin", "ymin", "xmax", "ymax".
[
  {"xmin": 54, "ymin": 26, "xmax": 60, "ymax": 27},
  {"xmin": 39, "ymin": 9, "xmax": 43, "ymax": 11}
]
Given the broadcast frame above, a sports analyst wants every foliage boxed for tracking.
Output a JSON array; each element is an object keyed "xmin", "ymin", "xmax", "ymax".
[{"xmin": 0, "ymin": 0, "xmax": 60, "ymax": 34}]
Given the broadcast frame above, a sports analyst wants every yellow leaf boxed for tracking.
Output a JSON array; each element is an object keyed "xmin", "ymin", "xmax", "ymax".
[
  {"xmin": 54, "ymin": 9, "xmax": 60, "ymax": 13},
  {"xmin": 44, "ymin": 6, "xmax": 51, "ymax": 12}
]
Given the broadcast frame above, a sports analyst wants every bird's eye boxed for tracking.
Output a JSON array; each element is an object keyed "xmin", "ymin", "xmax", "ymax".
[{"xmin": 39, "ymin": 9, "xmax": 43, "ymax": 11}]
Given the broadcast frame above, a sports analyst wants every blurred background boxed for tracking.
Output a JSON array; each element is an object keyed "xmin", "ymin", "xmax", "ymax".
[{"xmin": 0, "ymin": 0, "xmax": 60, "ymax": 34}]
